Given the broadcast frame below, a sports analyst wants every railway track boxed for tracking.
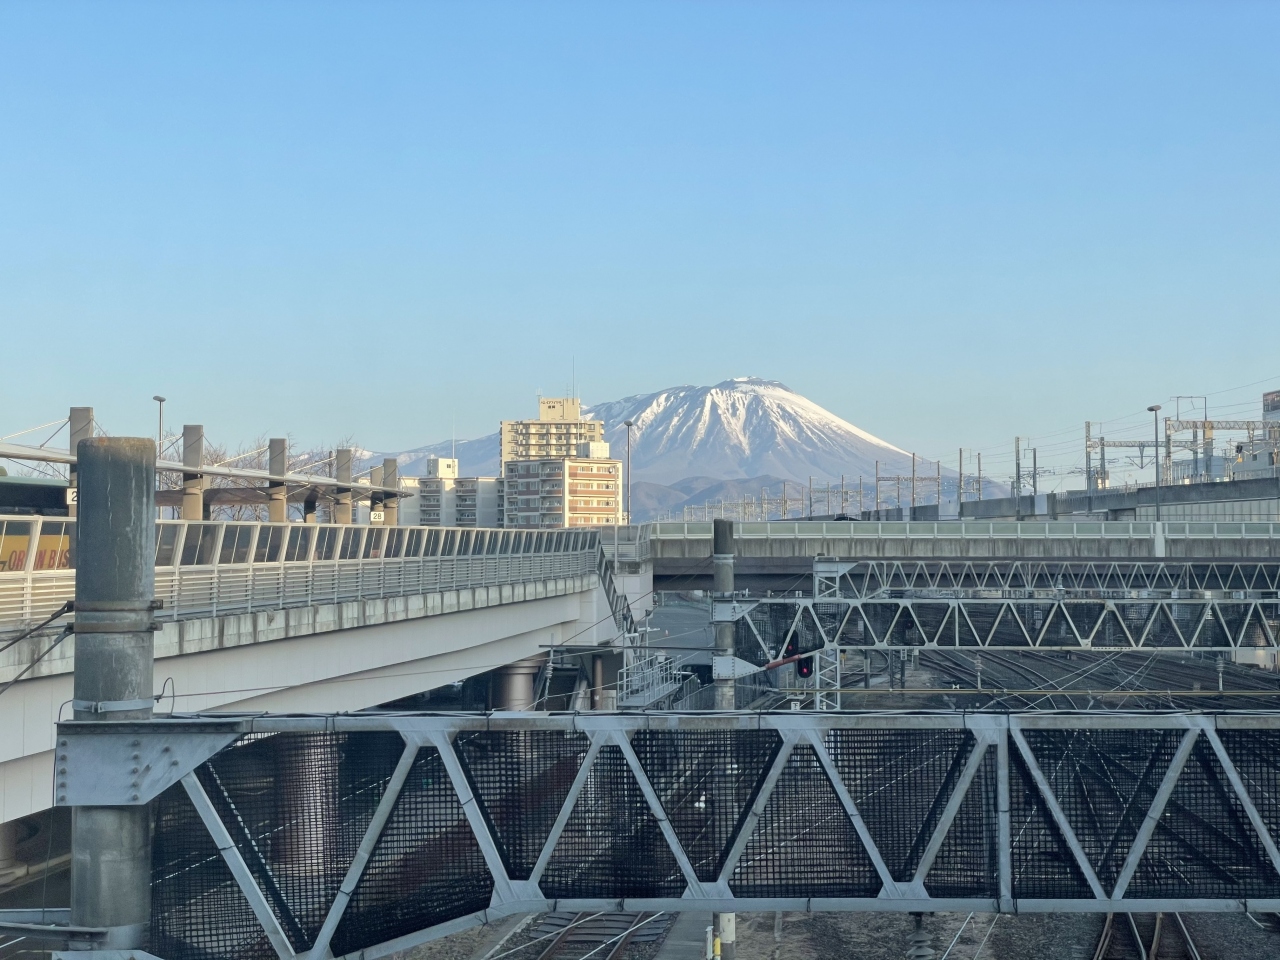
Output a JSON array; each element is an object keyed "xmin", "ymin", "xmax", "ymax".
[
  {"xmin": 1093, "ymin": 913, "xmax": 1202, "ymax": 960},
  {"xmin": 922, "ymin": 650, "xmax": 1280, "ymax": 710},
  {"xmin": 528, "ymin": 912, "xmax": 670, "ymax": 960}
]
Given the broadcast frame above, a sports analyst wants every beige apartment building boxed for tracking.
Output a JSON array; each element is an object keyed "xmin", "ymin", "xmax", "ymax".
[
  {"xmin": 503, "ymin": 443, "xmax": 622, "ymax": 528},
  {"xmin": 500, "ymin": 397, "xmax": 605, "ymax": 463}
]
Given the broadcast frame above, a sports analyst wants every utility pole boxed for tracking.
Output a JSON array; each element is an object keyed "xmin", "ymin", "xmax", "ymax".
[
  {"xmin": 71, "ymin": 437, "xmax": 156, "ymax": 950},
  {"xmin": 958, "ymin": 449, "xmax": 964, "ymax": 508},
  {"xmin": 911, "ymin": 454, "xmax": 917, "ymax": 514},
  {"xmin": 1148, "ymin": 405, "xmax": 1163, "ymax": 521},
  {"xmin": 808, "ymin": 476, "xmax": 813, "ymax": 518},
  {"xmin": 709, "ymin": 514, "xmax": 741, "ymax": 960},
  {"xmin": 936, "ymin": 459, "xmax": 941, "ymax": 506},
  {"xmin": 1031, "ymin": 448, "xmax": 1038, "ymax": 498},
  {"xmin": 858, "ymin": 476, "xmax": 863, "ymax": 517},
  {"xmin": 874, "ymin": 461, "xmax": 880, "ymax": 513},
  {"xmin": 977, "ymin": 453, "xmax": 983, "ymax": 501},
  {"xmin": 623, "ymin": 420, "xmax": 634, "ymax": 524},
  {"xmin": 712, "ymin": 518, "xmax": 735, "ymax": 711},
  {"xmin": 1014, "ymin": 438, "xmax": 1022, "ymax": 521},
  {"xmin": 1084, "ymin": 422, "xmax": 1093, "ymax": 496}
]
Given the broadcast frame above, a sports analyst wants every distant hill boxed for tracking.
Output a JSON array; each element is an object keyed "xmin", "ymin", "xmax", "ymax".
[{"xmin": 368, "ymin": 376, "xmax": 1005, "ymax": 517}]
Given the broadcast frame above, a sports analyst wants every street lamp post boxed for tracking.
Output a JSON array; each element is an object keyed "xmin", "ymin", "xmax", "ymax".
[
  {"xmin": 1148, "ymin": 404, "xmax": 1162, "ymax": 522},
  {"xmin": 623, "ymin": 420, "xmax": 634, "ymax": 524},
  {"xmin": 152, "ymin": 395, "xmax": 166, "ymax": 455}
]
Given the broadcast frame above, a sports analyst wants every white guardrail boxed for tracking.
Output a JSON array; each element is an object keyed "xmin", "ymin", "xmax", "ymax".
[
  {"xmin": 649, "ymin": 520, "xmax": 1280, "ymax": 539},
  {"xmin": 0, "ymin": 516, "xmax": 600, "ymax": 629}
]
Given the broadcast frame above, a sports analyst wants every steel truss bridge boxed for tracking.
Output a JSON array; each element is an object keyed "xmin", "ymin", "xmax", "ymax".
[
  {"xmin": 715, "ymin": 560, "xmax": 1280, "ymax": 665},
  {"xmin": 51, "ymin": 710, "xmax": 1280, "ymax": 960}
]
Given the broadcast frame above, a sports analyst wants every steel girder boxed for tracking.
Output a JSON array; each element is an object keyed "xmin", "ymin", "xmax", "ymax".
[
  {"xmin": 729, "ymin": 595, "xmax": 1280, "ymax": 655},
  {"xmin": 814, "ymin": 559, "xmax": 1280, "ymax": 600},
  {"xmin": 54, "ymin": 711, "xmax": 1280, "ymax": 960}
]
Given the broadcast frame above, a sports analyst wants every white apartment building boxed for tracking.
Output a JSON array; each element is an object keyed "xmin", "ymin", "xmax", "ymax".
[{"xmin": 415, "ymin": 457, "xmax": 502, "ymax": 527}]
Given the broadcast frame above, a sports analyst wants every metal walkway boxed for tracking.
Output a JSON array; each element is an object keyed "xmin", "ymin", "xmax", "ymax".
[{"xmin": 54, "ymin": 709, "xmax": 1280, "ymax": 960}]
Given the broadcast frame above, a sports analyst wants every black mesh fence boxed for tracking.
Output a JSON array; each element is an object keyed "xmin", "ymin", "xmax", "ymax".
[
  {"xmin": 730, "ymin": 743, "xmax": 880, "ymax": 898},
  {"xmin": 924, "ymin": 745, "xmax": 998, "ymax": 898},
  {"xmin": 150, "ymin": 782, "xmax": 278, "ymax": 960},
  {"xmin": 1022, "ymin": 729, "xmax": 1178, "ymax": 892},
  {"xmin": 1127, "ymin": 735, "xmax": 1280, "ymax": 900},
  {"xmin": 541, "ymin": 744, "xmax": 686, "ymax": 898},
  {"xmin": 827, "ymin": 729, "xmax": 973, "ymax": 882},
  {"xmin": 734, "ymin": 617, "xmax": 771, "ymax": 667},
  {"xmin": 455, "ymin": 729, "xmax": 590, "ymax": 879},
  {"xmin": 631, "ymin": 729, "xmax": 782, "ymax": 882},
  {"xmin": 330, "ymin": 747, "xmax": 494, "ymax": 957},
  {"xmin": 1008, "ymin": 747, "xmax": 1093, "ymax": 898},
  {"xmin": 193, "ymin": 731, "xmax": 404, "ymax": 953},
  {"xmin": 1220, "ymin": 729, "xmax": 1280, "ymax": 847}
]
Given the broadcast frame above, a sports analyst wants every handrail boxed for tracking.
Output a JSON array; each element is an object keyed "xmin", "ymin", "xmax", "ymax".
[
  {"xmin": 648, "ymin": 520, "xmax": 1280, "ymax": 539},
  {"xmin": 0, "ymin": 516, "xmax": 602, "ymax": 630}
]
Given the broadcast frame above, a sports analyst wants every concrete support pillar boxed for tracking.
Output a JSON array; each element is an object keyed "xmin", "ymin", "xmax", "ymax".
[
  {"xmin": 181, "ymin": 425, "xmax": 206, "ymax": 521},
  {"xmin": 382, "ymin": 457, "xmax": 399, "ymax": 526},
  {"xmin": 712, "ymin": 519, "xmax": 735, "ymax": 711},
  {"xmin": 0, "ymin": 820, "xmax": 22, "ymax": 882},
  {"xmin": 67, "ymin": 406, "xmax": 93, "ymax": 519},
  {"xmin": 370, "ymin": 465, "xmax": 383, "ymax": 523},
  {"xmin": 717, "ymin": 912, "xmax": 736, "ymax": 960},
  {"xmin": 335, "ymin": 448, "xmax": 353, "ymax": 524},
  {"xmin": 591, "ymin": 654, "xmax": 604, "ymax": 710},
  {"xmin": 268, "ymin": 437, "xmax": 288, "ymax": 523},
  {"xmin": 70, "ymin": 437, "xmax": 156, "ymax": 949},
  {"xmin": 494, "ymin": 655, "xmax": 545, "ymax": 710}
]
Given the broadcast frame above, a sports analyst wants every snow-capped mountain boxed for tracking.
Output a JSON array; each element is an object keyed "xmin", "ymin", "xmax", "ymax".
[
  {"xmin": 588, "ymin": 377, "xmax": 915, "ymax": 485},
  {"xmin": 372, "ymin": 377, "xmax": 921, "ymax": 486}
]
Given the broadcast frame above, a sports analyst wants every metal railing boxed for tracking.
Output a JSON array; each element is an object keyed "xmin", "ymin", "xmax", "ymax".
[
  {"xmin": 651, "ymin": 520, "xmax": 1280, "ymax": 539},
  {"xmin": 0, "ymin": 516, "xmax": 601, "ymax": 629},
  {"xmin": 617, "ymin": 652, "xmax": 694, "ymax": 707}
]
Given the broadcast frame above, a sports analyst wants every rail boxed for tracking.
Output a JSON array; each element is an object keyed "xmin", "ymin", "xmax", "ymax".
[{"xmin": 0, "ymin": 515, "xmax": 601, "ymax": 629}]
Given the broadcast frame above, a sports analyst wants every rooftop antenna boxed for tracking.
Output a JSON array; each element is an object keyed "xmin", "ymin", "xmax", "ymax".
[{"xmin": 572, "ymin": 355, "xmax": 576, "ymax": 400}]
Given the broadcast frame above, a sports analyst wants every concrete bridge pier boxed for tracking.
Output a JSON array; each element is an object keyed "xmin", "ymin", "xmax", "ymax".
[
  {"xmin": 493, "ymin": 655, "xmax": 547, "ymax": 710},
  {"xmin": 69, "ymin": 437, "xmax": 156, "ymax": 950}
]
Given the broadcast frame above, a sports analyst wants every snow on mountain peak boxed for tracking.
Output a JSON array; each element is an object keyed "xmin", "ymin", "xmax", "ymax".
[
  {"xmin": 587, "ymin": 378, "xmax": 913, "ymax": 485},
  {"xmin": 371, "ymin": 378, "xmax": 920, "ymax": 487}
]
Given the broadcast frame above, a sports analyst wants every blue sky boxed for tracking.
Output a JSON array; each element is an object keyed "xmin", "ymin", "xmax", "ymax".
[{"xmin": 2, "ymin": 2, "xmax": 1277, "ymax": 481}]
